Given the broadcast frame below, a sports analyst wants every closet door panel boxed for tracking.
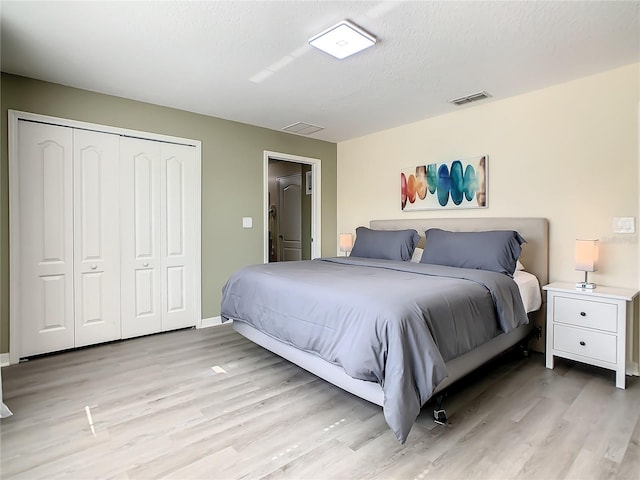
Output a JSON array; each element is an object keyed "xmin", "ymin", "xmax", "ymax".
[
  {"xmin": 166, "ymin": 266, "xmax": 185, "ymax": 312},
  {"xmin": 73, "ymin": 130, "xmax": 121, "ymax": 347},
  {"xmin": 135, "ymin": 269, "xmax": 156, "ymax": 315},
  {"xmin": 161, "ymin": 143, "xmax": 198, "ymax": 331},
  {"xmin": 121, "ymin": 137, "xmax": 162, "ymax": 338},
  {"xmin": 18, "ymin": 121, "xmax": 74, "ymax": 357}
]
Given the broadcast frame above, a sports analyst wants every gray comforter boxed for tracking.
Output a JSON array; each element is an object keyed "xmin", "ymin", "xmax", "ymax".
[{"xmin": 221, "ymin": 257, "xmax": 528, "ymax": 443}]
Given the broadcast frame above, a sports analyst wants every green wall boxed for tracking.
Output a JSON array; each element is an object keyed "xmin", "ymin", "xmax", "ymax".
[{"xmin": 0, "ymin": 73, "xmax": 338, "ymax": 354}]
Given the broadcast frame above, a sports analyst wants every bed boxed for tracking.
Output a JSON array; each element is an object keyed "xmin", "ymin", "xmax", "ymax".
[{"xmin": 221, "ymin": 217, "xmax": 548, "ymax": 443}]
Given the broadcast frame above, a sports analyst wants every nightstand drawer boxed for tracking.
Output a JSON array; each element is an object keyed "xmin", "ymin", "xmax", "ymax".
[
  {"xmin": 554, "ymin": 296, "xmax": 617, "ymax": 332},
  {"xmin": 553, "ymin": 324, "xmax": 617, "ymax": 364}
]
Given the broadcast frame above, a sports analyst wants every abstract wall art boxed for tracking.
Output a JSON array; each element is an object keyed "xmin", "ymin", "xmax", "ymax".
[{"xmin": 401, "ymin": 155, "xmax": 487, "ymax": 211}]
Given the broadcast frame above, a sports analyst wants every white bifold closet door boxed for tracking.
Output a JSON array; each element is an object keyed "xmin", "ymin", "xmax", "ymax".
[
  {"xmin": 13, "ymin": 115, "xmax": 200, "ymax": 360},
  {"xmin": 73, "ymin": 129, "xmax": 122, "ymax": 347},
  {"xmin": 18, "ymin": 122, "xmax": 74, "ymax": 356},
  {"xmin": 18, "ymin": 122, "xmax": 121, "ymax": 356},
  {"xmin": 120, "ymin": 138, "xmax": 199, "ymax": 338}
]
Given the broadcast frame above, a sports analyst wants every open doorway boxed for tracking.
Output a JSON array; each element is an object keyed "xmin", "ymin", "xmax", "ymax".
[
  {"xmin": 264, "ymin": 151, "xmax": 321, "ymax": 263},
  {"xmin": 269, "ymin": 165, "xmax": 304, "ymax": 261}
]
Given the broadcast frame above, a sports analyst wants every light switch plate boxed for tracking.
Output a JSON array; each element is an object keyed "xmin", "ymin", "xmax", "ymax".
[
  {"xmin": 242, "ymin": 217, "xmax": 253, "ymax": 228},
  {"xmin": 613, "ymin": 217, "xmax": 635, "ymax": 234}
]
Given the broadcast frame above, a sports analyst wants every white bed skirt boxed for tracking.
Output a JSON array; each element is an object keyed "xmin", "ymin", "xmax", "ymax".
[{"xmin": 232, "ymin": 320, "xmax": 533, "ymax": 407}]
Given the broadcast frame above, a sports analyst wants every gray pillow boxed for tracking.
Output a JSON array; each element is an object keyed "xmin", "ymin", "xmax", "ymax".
[
  {"xmin": 350, "ymin": 227, "xmax": 421, "ymax": 261},
  {"xmin": 420, "ymin": 228, "xmax": 526, "ymax": 276}
]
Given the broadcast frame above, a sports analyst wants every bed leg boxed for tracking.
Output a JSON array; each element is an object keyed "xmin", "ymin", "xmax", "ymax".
[
  {"xmin": 433, "ymin": 393, "xmax": 448, "ymax": 425},
  {"xmin": 519, "ymin": 342, "xmax": 530, "ymax": 358}
]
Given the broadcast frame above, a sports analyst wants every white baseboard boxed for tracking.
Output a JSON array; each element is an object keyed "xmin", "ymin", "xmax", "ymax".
[
  {"xmin": 0, "ymin": 353, "xmax": 10, "ymax": 367},
  {"xmin": 199, "ymin": 316, "xmax": 231, "ymax": 328}
]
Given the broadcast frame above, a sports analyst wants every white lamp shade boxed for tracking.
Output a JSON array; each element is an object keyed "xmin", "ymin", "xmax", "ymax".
[
  {"xmin": 339, "ymin": 233, "xmax": 354, "ymax": 252},
  {"xmin": 575, "ymin": 239, "xmax": 599, "ymax": 272}
]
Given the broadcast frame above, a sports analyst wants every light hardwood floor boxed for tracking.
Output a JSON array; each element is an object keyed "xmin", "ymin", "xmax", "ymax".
[{"xmin": 1, "ymin": 323, "xmax": 639, "ymax": 480}]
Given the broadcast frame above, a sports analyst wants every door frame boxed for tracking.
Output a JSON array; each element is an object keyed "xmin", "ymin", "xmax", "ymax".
[
  {"xmin": 263, "ymin": 151, "xmax": 321, "ymax": 263},
  {"xmin": 8, "ymin": 110, "xmax": 202, "ymax": 364}
]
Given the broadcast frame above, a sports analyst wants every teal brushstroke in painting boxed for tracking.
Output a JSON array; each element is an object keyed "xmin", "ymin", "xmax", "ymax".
[
  {"xmin": 450, "ymin": 160, "xmax": 464, "ymax": 205},
  {"xmin": 463, "ymin": 164, "xmax": 477, "ymax": 201},
  {"xmin": 426, "ymin": 164, "xmax": 437, "ymax": 194},
  {"xmin": 437, "ymin": 164, "xmax": 451, "ymax": 206}
]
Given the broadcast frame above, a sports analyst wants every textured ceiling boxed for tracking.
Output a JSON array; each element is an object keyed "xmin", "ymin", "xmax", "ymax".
[{"xmin": 1, "ymin": 1, "xmax": 639, "ymax": 143}]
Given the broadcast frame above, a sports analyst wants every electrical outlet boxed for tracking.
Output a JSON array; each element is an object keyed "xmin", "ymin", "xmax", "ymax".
[
  {"xmin": 613, "ymin": 217, "xmax": 635, "ymax": 234},
  {"xmin": 535, "ymin": 325, "xmax": 542, "ymax": 339},
  {"xmin": 242, "ymin": 217, "xmax": 253, "ymax": 228}
]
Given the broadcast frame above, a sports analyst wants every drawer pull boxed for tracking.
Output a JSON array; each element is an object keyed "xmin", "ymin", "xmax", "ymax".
[
  {"xmin": 580, "ymin": 312, "xmax": 586, "ymax": 317},
  {"xmin": 579, "ymin": 341, "xmax": 586, "ymax": 346}
]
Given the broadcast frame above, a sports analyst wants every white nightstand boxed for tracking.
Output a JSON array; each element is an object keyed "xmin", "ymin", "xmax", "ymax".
[{"xmin": 543, "ymin": 282, "xmax": 638, "ymax": 389}]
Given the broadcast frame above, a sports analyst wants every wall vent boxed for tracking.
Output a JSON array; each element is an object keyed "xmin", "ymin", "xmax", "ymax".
[
  {"xmin": 282, "ymin": 122, "xmax": 324, "ymax": 135},
  {"xmin": 448, "ymin": 91, "xmax": 491, "ymax": 106}
]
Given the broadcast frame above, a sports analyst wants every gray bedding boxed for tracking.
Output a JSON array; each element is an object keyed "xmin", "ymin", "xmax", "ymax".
[{"xmin": 220, "ymin": 257, "xmax": 528, "ymax": 443}]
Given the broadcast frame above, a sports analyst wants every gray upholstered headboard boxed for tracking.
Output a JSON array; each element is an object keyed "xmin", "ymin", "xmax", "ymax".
[{"xmin": 369, "ymin": 218, "xmax": 549, "ymax": 285}]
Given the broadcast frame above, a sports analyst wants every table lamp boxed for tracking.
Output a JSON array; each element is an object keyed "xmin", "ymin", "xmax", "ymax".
[
  {"xmin": 575, "ymin": 239, "xmax": 599, "ymax": 289},
  {"xmin": 339, "ymin": 233, "xmax": 353, "ymax": 256}
]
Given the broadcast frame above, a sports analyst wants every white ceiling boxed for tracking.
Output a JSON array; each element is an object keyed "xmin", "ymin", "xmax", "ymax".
[{"xmin": 1, "ymin": 1, "xmax": 639, "ymax": 143}]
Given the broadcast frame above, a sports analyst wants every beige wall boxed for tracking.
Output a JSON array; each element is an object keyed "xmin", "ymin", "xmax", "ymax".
[
  {"xmin": 0, "ymin": 73, "xmax": 337, "ymax": 354},
  {"xmin": 338, "ymin": 64, "xmax": 639, "ymax": 290},
  {"xmin": 338, "ymin": 63, "xmax": 640, "ymax": 364}
]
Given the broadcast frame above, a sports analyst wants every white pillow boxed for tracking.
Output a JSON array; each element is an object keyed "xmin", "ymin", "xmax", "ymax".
[
  {"xmin": 515, "ymin": 260, "xmax": 525, "ymax": 271},
  {"xmin": 411, "ymin": 247, "xmax": 424, "ymax": 263}
]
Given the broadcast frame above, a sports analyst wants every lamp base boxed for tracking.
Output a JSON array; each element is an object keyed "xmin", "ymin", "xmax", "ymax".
[{"xmin": 576, "ymin": 271, "xmax": 596, "ymax": 290}]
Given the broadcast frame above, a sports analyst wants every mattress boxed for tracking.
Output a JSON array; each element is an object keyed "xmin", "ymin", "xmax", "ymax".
[{"xmin": 514, "ymin": 270, "xmax": 542, "ymax": 313}]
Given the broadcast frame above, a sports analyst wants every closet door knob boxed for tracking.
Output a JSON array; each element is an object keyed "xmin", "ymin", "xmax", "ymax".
[
  {"xmin": 90, "ymin": 265, "xmax": 97, "ymax": 270},
  {"xmin": 143, "ymin": 262, "xmax": 149, "ymax": 267},
  {"xmin": 579, "ymin": 341, "xmax": 586, "ymax": 346},
  {"xmin": 580, "ymin": 312, "xmax": 586, "ymax": 317}
]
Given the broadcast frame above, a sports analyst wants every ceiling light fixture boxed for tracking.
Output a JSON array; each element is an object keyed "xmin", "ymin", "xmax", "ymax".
[{"xmin": 309, "ymin": 20, "xmax": 376, "ymax": 59}]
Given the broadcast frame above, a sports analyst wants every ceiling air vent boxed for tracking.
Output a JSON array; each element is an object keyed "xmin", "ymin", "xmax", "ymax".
[
  {"xmin": 282, "ymin": 122, "xmax": 324, "ymax": 135},
  {"xmin": 448, "ymin": 91, "xmax": 491, "ymax": 106}
]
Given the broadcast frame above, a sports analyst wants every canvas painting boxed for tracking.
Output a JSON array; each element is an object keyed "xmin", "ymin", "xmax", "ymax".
[{"xmin": 401, "ymin": 155, "xmax": 487, "ymax": 211}]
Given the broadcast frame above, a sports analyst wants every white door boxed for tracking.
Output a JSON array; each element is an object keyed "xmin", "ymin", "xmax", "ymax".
[
  {"xmin": 18, "ymin": 121, "xmax": 74, "ymax": 356},
  {"xmin": 120, "ymin": 137, "xmax": 162, "ymax": 338},
  {"xmin": 161, "ymin": 143, "xmax": 198, "ymax": 331},
  {"xmin": 11, "ymin": 111, "xmax": 201, "ymax": 361},
  {"xmin": 120, "ymin": 138, "xmax": 198, "ymax": 336},
  {"xmin": 278, "ymin": 173, "xmax": 302, "ymax": 261},
  {"xmin": 73, "ymin": 130, "xmax": 121, "ymax": 346}
]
